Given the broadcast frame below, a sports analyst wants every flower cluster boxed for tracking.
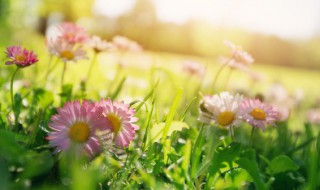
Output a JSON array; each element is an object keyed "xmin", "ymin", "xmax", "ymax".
[
  {"xmin": 46, "ymin": 22, "xmax": 88, "ymax": 62},
  {"xmin": 47, "ymin": 99, "xmax": 139, "ymax": 157},
  {"xmin": 200, "ymin": 92, "xmax": 279, "ymax": 131}
]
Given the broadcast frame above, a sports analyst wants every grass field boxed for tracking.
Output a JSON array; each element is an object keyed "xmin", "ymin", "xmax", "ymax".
[{"xmin": 1, "ymin": 35, "xmax": 320, "ymax": 189}]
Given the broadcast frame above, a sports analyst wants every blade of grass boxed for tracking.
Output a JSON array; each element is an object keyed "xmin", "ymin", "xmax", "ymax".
[
  {"xmin": 180, "ymin": 97, "xmax": 197, "ymax": 122},
  {"xmin": 135, "ymin": 79, "xmax": 159, "ymax": 112},
  {"xmin": 142, "ymin": 99, "xmax": 155, "ymax": 151},
  {"xmin": 161, "ymin": 87, "xmax": 183, "ymax": 144},
  {"xmin": 109, "ymin": 76, "xmax": 126, "ymax": 100}
]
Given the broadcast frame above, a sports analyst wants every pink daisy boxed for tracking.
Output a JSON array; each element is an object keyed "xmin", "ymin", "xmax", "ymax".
[
  {"xmin": 48, "ymin": 22, "xmax": 89, "ymax": 44},
  {"xmin": 47, "ymin": 39, "xmax": 87, "ymax": 62},
  {"xmin": 5, "ymin": 46, "xmax": 38, "ymax": 67},
  {"xmin": 182, "ymin": 60, "xmax": 205, "ymax": 77},
  {"xmin": 98, "ymin": 98, "xmax": 139, "ymax": 148},
  {"xmin": 240, "ymin": 99, "xmax": 279, "ymax": 131},
  {"xmin": 306, "ymin": 109, "xmax": 320, "ymax": 125},
  {"xmin": 224, "ymin": 40, "xmax": 254, "ymax": 65},
  {"xmin": 47, "ymin": 100, "xmax": 111, "ymax": 156}
]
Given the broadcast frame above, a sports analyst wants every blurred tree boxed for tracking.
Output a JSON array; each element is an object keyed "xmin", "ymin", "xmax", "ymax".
[{"xmin": 117, "ymin": 0, "xmax": 158, "ymax": 49}]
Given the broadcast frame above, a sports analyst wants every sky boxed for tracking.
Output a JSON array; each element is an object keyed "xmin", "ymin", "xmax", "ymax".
[{"xmin": 93, "ymin": 0, "xmax": 320, "ymax": 40}]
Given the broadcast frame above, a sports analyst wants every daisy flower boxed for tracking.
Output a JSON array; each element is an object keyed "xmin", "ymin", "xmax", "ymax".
[
  {"xmin": 182, "ymin": 60, "xmax": 205, "ymax": 77},
  {"xmin": 87, "ymin": 35, "xmax": 115, "ymax": 53},
  {"xmin": 47, "ymin": 39, "xmax": 87, "ymax": 62},
  {"xmin": 199, "ymin": 92, "xmax": 243, "ymax": 128},
  {"xmin": 5, "ymin": 46, "xmax": 38, "ymax": 67},
  {"xmin": 47, "ymin": 100, "xmax": 112, "ymax": 156},
  {"xmin": 112, "ymin": 35, "xmax": 143, "ymax": 52},
  {"xmin": 98, "ymin": 98, "xmax": 139, "ymax": 148},
  {"xmin": 240, "ymin": 99, "xmax": 279, "ymax": 131},
  {"xmin": 224, "ymin": 40, "xmax": 254, "ymax": 65},
  {"xmin": 47, "ymin": 22, "xmax": 89, "ymax": 44}
]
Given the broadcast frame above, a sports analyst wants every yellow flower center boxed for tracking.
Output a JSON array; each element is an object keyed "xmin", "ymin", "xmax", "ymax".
[
  {"xmin": 60, "ymin": 50, "xmax": 75, "ymax": 60},
  {"xmin": 15, "ymin": 54, "xmax": 26, "ymax": 62},
  {"xmin": 217, "ymin": 111, "xmax": 235, "ymax": 126},
  {"xmin": 68, "ymin": 122, "xmax": 90, "ymax": 143},
  {"xmin": 250, "ymin": 108, "xmax": 266, "ymax": 120},
  {"xmin": 107, "ymin": 114, "xmax": 121, "ymax": 134}
]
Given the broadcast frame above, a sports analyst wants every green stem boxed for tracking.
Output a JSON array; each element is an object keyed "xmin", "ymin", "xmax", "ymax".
[
  {"xmin": 210, "ymin": 55, "xmax": 235, "ymax": 94},
  {"xmin": 61, "ymin": 62, "xmax": 67, "ymax": 89},
  {"xmin": 86, "ymin": 52, "xmax": 97, "ymax": 83},
  {"xmin": 224, "ymin": 68, "xmax": 233, "ymax": 90},
  {"xmin": 230, "ymin": 125, "xmax": 235, "ymax": 141},
  {"xmin": 44, "ymin": 56, "xmax": 53, "ymax": 86},
  {"xmin": 209, "ymin": 63, "xmax": 228, "ymax": 94},
  {"xmin": 249, "ymin": 127, "xmax": 256, "ymax": 147},
  {"xmin": 10, "ymin": 67, "xmax": 20, "ymax": 126},
  {"xmin": 44, "ymin": 57, "xmax": 60, "ymax": 86}
]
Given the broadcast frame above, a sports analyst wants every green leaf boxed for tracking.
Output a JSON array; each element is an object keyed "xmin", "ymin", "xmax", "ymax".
[
  {"xmin": 13, "ymin": 93, "xmax": 22, "ymax": 120},
  {"xmin": 266, "ymin": 155, "xmax": 299, "ymax": 175},
  {"xmin": 60, "ymin": 84, "xmax": 73, "ymax": 105},
  {"xmin": 33, "ymin": 88, "xmax": 54, "ymax": 108},
  {"xmin": 0, "ymin": 159, "xmax": 9, "ymax": 190},
  {"xmin": 236, "ymin": 149, "xmax": 266, "ymax": 190},
  {"xmin": 0, "ymin": 129, "xmax": 26, "ymax": 161},
  {"xmin": 205, "ymin": 142, "xmax": 242, "ymax": 189},
  {"xmin": 149, "ymin": 121, "xmax": 189, "ymax": 144},
  {"xmin": 20, "ymin": 150, "xmax": 54, "ymax": 179},
  {"xmin": 214, "ymin": 142, "xmax": 242, "ymax": 165}
]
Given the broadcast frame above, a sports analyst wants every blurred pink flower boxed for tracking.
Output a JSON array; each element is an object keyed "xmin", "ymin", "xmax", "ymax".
[
  {"xmin": 240, "ymin": 99, "xmax": 278, "ymax": 131},
  {"xmin": 112, "ymin": 35, "xmax": 143, "ymax": 52},
  {"xmin": 272, "ymin": 104, "xmax": 290, "ymax": 121},
  {"xmin": 224, "ymin": 40, "xmax": 254, "ymax": 65},
  {"xmin": 182, "ymin": 60, "xmax": 205, "ymax": 77},
  {"xmin": 306, "ymin": 109, "xmax": 320, "ymax": 125},
  {"xmin": 222, "ymin": 41, "xmax": 254, "ymax": 70},
  {"xmin": 50, "ymin": 22, "xmax": 89, "ymax": 44},
  {"xmin": 87, "ymin": 35, "xmax": 115, "ymax": 53},
  {"xmin": 47, "ymin": 39, "xmax": 87, "ymax": 62},
  {"xmin": 199, "ymin": 92, "xmax": 243, "ymax": 128},
  {"xmin": 98, "ymin": 98, "xmax": 139, "ymax": 148},
  {"xmin": 5, "ymin": 46, "xmax": 38, "ymax": 67},
  {"xmin": 47, "ymin": 100, "xmax": 111, "ymax": 157}
]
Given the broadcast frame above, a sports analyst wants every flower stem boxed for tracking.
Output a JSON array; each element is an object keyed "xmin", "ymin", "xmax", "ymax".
[
  {"xmin": 44, "ymin": 55, "xmax": 53, "ymax": 86},
  {"xmin": 229, "ymin": 125, "xmax": 235, "ymax": 141},
  {"xmin": 86, "ymin": 52, "xmax": 97, "ymax": 83},
  {"xmin": 61, "ymin": 62, "xmax": 67, "ymax": 89},
  {"xmin": 10, "ymin": 67, "xmax": 20, "ymax": 126},
  {"xmin": 209, "ymin": 63, "xmax": 228, "ymax": 94},
  {"xmin": 249, "ymin": 127, "xmax": 256, "ymax": 147},
  {"xmin": 210, "ymin": 55, "xmax": 235, "ymax": 94},
  {"xmin": 224, "ymin": 68, "xmax": 234, "ymax": 90}
]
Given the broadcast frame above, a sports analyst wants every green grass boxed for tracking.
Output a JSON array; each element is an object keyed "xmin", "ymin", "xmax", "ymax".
[{"xmin": 1, "ymin": 43, "xmax": 320, "ymax": 190}]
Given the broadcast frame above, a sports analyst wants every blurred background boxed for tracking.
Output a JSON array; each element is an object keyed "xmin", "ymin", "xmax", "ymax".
[{"xmin": 1, "ymin": 0, "xmax": 320, "ymax": 69}]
